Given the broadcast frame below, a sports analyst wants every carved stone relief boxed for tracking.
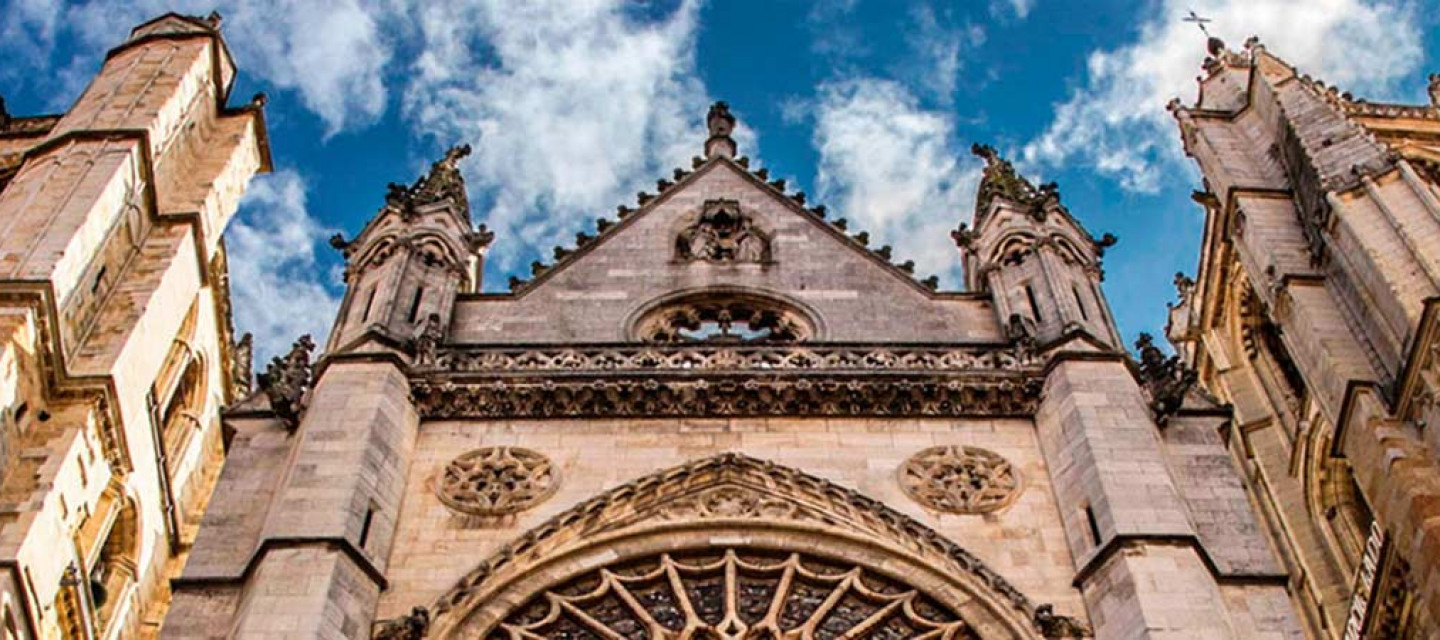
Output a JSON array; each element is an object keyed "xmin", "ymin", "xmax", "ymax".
[
  {"xmin": 437, "ymin": 447, "xmax": 558, "ymax": 516},
  {"xmin": 488, "ymin": 548, "xmax": 980, "ymax": 640},
  {"xmin": 676, "ymin": 199, "xmax": 772, "ymax": 263},
  {"xmin": 899, "ymin": 446, "xmax": 1020, "ymax": 515}
]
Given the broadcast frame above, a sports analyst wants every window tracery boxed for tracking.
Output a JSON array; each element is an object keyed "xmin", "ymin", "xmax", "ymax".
[
  {"xmin": 490, "ymin": 548, "xmax": 978, "ymax": 640},
  {"xmin": 634, "ymin": 293, "xmax": 813, "ymax": 344},
  {"xmin": 437, "ymin": 447, "xmax": 558, "ymax": 516},
  {"xmin": 899, "ymin": 446, "xmax": 1020, "ymax": 515}
]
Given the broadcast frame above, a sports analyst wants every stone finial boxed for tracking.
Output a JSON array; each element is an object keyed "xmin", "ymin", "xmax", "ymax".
[
  {"xmin": 1429, "ymin": 74, "xmax": 1440, "ymax": 109},
  {"xmin": 386, "ymin": 144, "xmax": 474, "ymax": 219},
  {"xmin": 1133, "ymin": 332, "xmax": 1197, "ymax": 424},
  {"xmin": 705, "ymin": 101, "xmax": 738, "ymax": 159},
  {"xmin": 231, "ymin": 333, "xmax": 254, "ymax": 398},
  {"xmin": 971, "ymin": 142, "xmax": 1053, "ymax": 222},
  {"xmin": 257, "ymin": 335, "xmax": 315, "ymax": 430}
]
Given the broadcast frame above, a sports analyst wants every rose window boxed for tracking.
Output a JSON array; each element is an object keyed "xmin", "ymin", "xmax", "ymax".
[{"xmin": 488, "ymin": 548, "xmax": 978, "ymax": 640}]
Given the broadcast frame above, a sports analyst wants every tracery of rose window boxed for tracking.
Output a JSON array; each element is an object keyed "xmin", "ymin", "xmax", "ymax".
[
  {"xmin": 635, "ymin": 294, "xmax": 814, "ymax": 344},
  {"xmin": 489, "ymin": 548, "xmax": 977, "ymax": 640}
]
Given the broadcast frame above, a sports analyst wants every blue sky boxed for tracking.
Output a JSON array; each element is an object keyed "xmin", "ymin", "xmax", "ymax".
[{"xmin": 4, "ymin": 0, "xmax": 1438, "ymax": 362}]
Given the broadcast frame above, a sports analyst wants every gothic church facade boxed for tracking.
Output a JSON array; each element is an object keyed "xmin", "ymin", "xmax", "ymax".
[{"xmin": 2, "ymin": 12, "xmax": 1438, "ymax": 640}]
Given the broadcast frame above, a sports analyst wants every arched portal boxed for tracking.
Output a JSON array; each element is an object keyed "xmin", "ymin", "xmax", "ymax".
[{"xmin": 421, "ymin": 454, "xmax": 1072, "ymax": 640}]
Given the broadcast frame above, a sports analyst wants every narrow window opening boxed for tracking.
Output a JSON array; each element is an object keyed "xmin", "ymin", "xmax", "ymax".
[
  {"xmin": 1084, "ymin": 504, "xmax": 1103, "ymax": 548},
  {"xmin": 12, "ymin": 402, "xmax": 27, "ymax": 427},
  {"xmin": 358, "ymin": 506, "xmax": 376, "ymax": 549},
  {"xmin": 361, "ymin": 286, "xmax": 377, "ymax": 321},
  {"xmin": 1024, "ymin": 283, "xmax": 1043, "ymax": 323},
  {"xmin": 91, "ymin": 266, "xmax": 107, "ymax": 294},
  {"xmin": 1072, "ymin": 285, "xmax": 1089, "ymax": 321},
  {"xmin": 406, "ymin": 287, "xmax": 425, "ymax": 324}
]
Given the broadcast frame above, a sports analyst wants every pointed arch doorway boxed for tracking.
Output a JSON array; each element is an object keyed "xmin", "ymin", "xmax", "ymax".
[{"xmin": 421, "ymin": 454, "xmax": 1070, "ymax": 640}]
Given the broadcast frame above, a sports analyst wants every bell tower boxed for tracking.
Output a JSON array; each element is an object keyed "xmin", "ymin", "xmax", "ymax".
[{"xmin": 956, "ymin": 144, "xmax": 1122, "ymax": 350}]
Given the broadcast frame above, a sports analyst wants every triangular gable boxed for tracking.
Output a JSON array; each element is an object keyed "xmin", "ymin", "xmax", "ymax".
[{"xmin": 507, "ymin": 156, "xmax": 942, "ymax": 298}]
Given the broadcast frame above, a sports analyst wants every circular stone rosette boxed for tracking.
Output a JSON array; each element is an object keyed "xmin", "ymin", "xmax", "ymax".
[
  {"xmin": 436, "ymin": 447, "xmax": 559, "ymax": 516},
  {"xmin": 899, "ymin": 445, "xmax": 1020, "ymax": 514}
]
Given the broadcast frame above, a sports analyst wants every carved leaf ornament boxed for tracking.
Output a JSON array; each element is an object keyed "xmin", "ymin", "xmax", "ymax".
[{"xmin": 490, "ymin": 548, "xmax": 979, "ymax": 640}]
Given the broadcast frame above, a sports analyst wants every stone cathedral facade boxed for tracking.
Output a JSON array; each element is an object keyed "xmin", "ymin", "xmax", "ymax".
[{"xmin": 4, "ymin": 12, "xmax": 1440, "ymax": 640}]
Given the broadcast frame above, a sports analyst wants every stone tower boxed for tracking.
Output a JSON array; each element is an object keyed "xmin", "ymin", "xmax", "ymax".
[
  {"xmin": 0, "ymin": 12, "xmax": 269, "ymax": 640},
  {"xmin": 1168, "ymin": 37, "xmax": 1440, "ymax": 639},
  {"xmin": 170, "ymin": 85, "xmax": 1306, "ymax": 637}
]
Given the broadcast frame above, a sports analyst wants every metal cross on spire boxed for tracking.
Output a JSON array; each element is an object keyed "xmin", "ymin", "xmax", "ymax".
[{"xmin": 1183, "ymin": 10, "xmax": 1213, "ymax": 37}]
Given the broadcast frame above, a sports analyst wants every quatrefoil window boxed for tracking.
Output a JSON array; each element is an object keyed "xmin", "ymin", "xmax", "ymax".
[
  {"xmin": 899, "ymin": 446, "xmax": 1019, "ymax": 515},
  {"xmin": 437, "ymin": 447, "xmax": 558, "ymax": 516}
]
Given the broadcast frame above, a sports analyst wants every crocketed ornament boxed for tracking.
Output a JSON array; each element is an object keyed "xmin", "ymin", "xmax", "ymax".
[
  {"xmin": 437, "ymin": 447, "xmax": 558, "ymax": 516},
  {"xmin": 900, "ymin": 446, "xmax": 1020, "ymax": 514}
]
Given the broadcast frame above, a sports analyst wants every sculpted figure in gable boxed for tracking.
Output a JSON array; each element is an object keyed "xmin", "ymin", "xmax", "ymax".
[{"xmin": 676, "ymin": 199, "xmax": 772, "ymax": 263}]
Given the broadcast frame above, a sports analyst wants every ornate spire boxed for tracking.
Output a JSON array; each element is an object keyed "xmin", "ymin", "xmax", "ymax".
[
  {"xmin": 385, "ymin": 144, "xmax": 473, "ymax": 219},
  {"xmin": 971, "ymin": 143, "xmax": 1056, "ymax": 221},
  {"xmin": 704, "ymin": 101, "xmax": 738, "ymax": 159}
]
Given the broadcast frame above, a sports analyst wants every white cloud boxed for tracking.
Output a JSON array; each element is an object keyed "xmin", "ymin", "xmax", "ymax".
[
  {"xmin": 400, "ymin": 0, "xmax": 732, "ymax": 275},
  {"xmin": 10, "ymin": 0, "xmax": 391, "ymax": 134},
  {"xmin": 903, "ymin": 4, "xmax": 985, "ymax": 102},
  {"xmin": 992, "ymin": 0, "xmax": 1033, "ymax": 19},
  {"xmin": 1024, "ymin": 0, "xmax": 1424, "ymax": 193},
  {"xmin": 226, "ymin": 170, "xmax": 342, "ymax": 364},
  {"xmin": 811, "ymin": 78, "xmax": 978, "ymax": 286}
]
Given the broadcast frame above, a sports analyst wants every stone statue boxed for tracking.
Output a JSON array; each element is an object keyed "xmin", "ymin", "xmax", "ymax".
[
  {"xmin": 1006, "ymin": 313, "xmax": 1037, "ymax": 361},
  {"xmin": 231, "ymin": 332, "xmax": 254, "ymax": 398},
  {"xmin": 414, "ymin": 314, "xmax": 444, "ymax": 367},
  {"xmin": 676, "ymin": 200, "xmax": 771, "ymax": 263},
  {"xmin": 1429, "ymin": 73, "xmax": 1440, "ymax": 109},
  {"xmin": 257, "ymin": 335, "xmax": 315, "ymax": 430},
  {"xmin": 373, "ymin": 607, "xmax": 429, "ymax": 640},
  {"xmin": 1033, "ymin": 604, "xmax": 1092, "ymax": 638}
]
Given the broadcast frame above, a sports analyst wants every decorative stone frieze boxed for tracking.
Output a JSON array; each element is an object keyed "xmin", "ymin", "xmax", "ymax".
[
  {"xmin": 425, "ymin": 344, "xmax": 1034, "ymax": 375},
  {"xmin": 436, "ymin": 447, "xmax": 558, "ymax": 516},
  {"xmin": 900, "ymin": 445, "xmax": 1020, "ymax": 514},
  {"xmin": 411, "ymin": 376, "xmax": 1041, "ymax": 420}
]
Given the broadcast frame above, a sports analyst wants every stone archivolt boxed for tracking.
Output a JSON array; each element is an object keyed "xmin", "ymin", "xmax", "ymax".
[
  {"xmin": 423, "ymin": 453, "xmax": 1076, "ymax": 640},
  {"xmin": 490, "ymin": 548, "xmax": 980, "ymax": 640},
  {"xmin": 900, "ymin": 446, "xmax": 1020, "ymax": 515},
  {"xmin": 436, "ymin": 447, "xmax": 558, "ymax": 516}
]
